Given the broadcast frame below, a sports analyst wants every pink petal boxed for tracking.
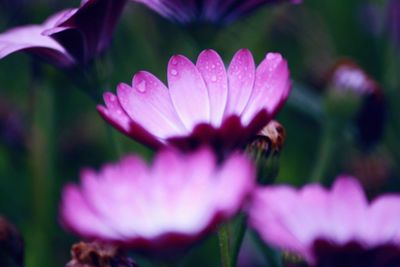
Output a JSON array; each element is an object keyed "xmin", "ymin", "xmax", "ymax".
[
  {"xmin": 97, "ymin": 92, "xmax": 132, "ymax": 134},
  {"xmin": 242, "ymin": 52, "xmax": 291, "ymax": 124},
  {"xmin": 214, "ymin": 152, "xmax": 255, "ymax": 215},
  {"xmin": 249, "ymin": 187, "xmax": 308, "ymax": 255},
  {"xmin": 329, "ymin": 176, "xmax": 368, "ymax": 243},
  {"xmin": 196, "ymin": 49, "xmax": 228, "ymax": 126},
  {"xmin": 117, "ymin": 71, "xmax": 186, "ymax": 139},
  {"xmin": 225, "ymin": 49, "xmax": 255, "ymax": 116},
  {"xmin": 168, "ymin": 55, "xmax": 211, "ymax": 130},
  {"xmin": 364, "ymin": 195, "xmax": 400, "ymax": 244},
  {"xmin": 0, "ymin": 25, "xmax": 74, "ymax": 66},
  {"xmin": 61, "ymin": 184, "xmax": 119, "ymax": 239}
]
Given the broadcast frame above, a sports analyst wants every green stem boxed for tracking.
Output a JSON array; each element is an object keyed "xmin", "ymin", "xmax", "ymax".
[
  {"xmin": 218, "ymin": 223, "xmax": 232, "ymax": 267},
  {"xmin": 309, "ymin": 122, "xmax": 339, "ymax": 183},
  {"xmin": 231, "ymin": 216, "xmax": 247, "ymax": 267},
  {"xmin": 26, "ymin": 64, "xmax": 56, "ymax": 267}
]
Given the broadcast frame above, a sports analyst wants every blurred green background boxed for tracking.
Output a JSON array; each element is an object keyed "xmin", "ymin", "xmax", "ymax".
[{"xmin": 0, "ymin": 0, "xmax": 399, "ymax": 266}]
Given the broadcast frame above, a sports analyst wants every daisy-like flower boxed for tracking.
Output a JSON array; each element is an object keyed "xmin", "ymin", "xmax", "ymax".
[
  {"xmin": 97, "ymin": 49, "xmax": 291, "ymax": 154},
  {"xmin": 0, "ymin": 0, "xmax": 127, "ymax": 68},
  {"xmin": 248, "ymin": 176, "xmax": 400, "ymax": 267},
  {"xmin": 60, "ymin": 147, "xmax": 255, "ymax": 252},
  {"xmin": 133, "ymin": 0, "xmax": 301, "ymax": 25}
]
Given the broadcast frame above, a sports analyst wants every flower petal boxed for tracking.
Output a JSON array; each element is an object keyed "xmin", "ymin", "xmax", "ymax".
[
  {"xmin": 117, "ymin": 71, "xmax": 186, "ymax": 139},
  {"xmin": 242, "ymin": 52, "xmax": 291, "ymax": 124},
  {"xmin": 168, "ymin": 55, "xmax": 211, "ymax": 130},
  {"xmin": 329, "ymin": 176, "xmax": 368, "ymax": 244},
  {"xmin": 225, "ymin": 49, "xmax": 255, "ymax": 116},
  {"xmin": 196, "ymin": 49, "xmax": 228, "ymax": 126},
  {"xmin": 61, "ymin": 184, "xmax": 119, "ymax": 239}
]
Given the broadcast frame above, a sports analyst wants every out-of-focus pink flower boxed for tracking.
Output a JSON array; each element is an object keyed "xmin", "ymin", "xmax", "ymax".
[
  {"xmin": 0, "ymin": 0, "xmax": 127, "ymax": 68},
  {"xmin": 249, "ymin": 176, "xmax": 400, "ymax": 267},
  {"xmin": 97, "ymin": 49, "xmax": 291, "ymax": 153},
  {"xmin": 60, "ymin": 147, "xmax": 255, "ymax": 252},
  {"xmin": 133, "ymin": 0, "xmax": 301, "ymax": 25}
]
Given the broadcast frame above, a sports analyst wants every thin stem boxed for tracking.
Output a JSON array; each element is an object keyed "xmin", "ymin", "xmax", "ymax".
[
  {"xmin": 25, "ymin": 63, "xmax": 56, "ymax": 267},
  {"xmin": 218, "ymin": 223, "xmax": 232, "ymax": 267},
  {"xmin": 309, "ymin": 122, "xmax": 339, "ymax": 183},
  {"xmin": 231, "ymin": 215, "xmax": 247, "ymax": 267}
]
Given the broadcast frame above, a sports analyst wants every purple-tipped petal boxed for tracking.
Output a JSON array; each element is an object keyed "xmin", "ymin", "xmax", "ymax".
[
  {"xmin": 225, "ymin": 49, "xmax": 256, "ymax": 117},
  {"xmin": 329, "ymin": 176, "xmax": 368, "ymax": 243},
  {"xmin": 117, "ymin": 72, "xmax": 186, "ymax": 139},
  {"xmin": 196, "ymin": 49, "xmax": 228, "ymax": 126},
  {"xmin": 168, "ymin": 55, "xmax": 211, "ymax": 130},
  {"xmin": 97, "ymin": 92, "xmax": 163, "ymax": 149},
  {"xmin": 0, "ymin": 23, "xmax": 75, "ymax": 67},
  {"xmin": 61, "ymin": 184, "xmax": 119, "ymax": 239},
  {"xmin": 242, "ymin": 52, "xmax": 291, "ymax": 124}
]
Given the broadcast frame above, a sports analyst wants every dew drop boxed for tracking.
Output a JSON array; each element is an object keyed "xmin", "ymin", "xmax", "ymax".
[
  {"xmin": 171, "ymin": 58, "xmax": 178, "ymax": 65},
  {"xmin": 211, "ymin": 75, "xmax": 217, "ymax": 82},
  {"xmin": 171, "ymin": 69, "xmax": 178, "ymax": 76},
  {"xmin": 137, "ymin": 80, "xmax": 146, "ymax": 93}
]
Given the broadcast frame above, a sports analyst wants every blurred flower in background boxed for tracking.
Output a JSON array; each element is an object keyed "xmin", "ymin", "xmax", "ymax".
[
  {"xmin": 326, "ymin": 60, "xmax": 386, "ymax": 149},
  {"xmin": 132, "ymin": 0, "xmax": 301, "ymax": 25},
  {"xmin": 98, "ymin": 49, "xmax": 291, "ymax": 154},
  {"xmin": 249, "ymin": 176, "xmax": 400, "ymax": 267},
  {"xmin": 0, "ymin": 0, "xmax": 127, "ymax": 68},
  {"xmin": 60, "ymin": 147, "xmax": 254, "ymax": 254}
]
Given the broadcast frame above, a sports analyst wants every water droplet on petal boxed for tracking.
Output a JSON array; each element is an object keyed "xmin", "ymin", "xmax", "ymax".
[
  {"xmin": 171, "ymin": 69, "xmax": 178, "ymax": 76},
  {"xmin": 137, "ymin": 80, "xmax": 146, "ymax": 93},
  {"xmin": 171, "ymin": 58, "xmax": 178, "ymax": 65},
  {"xmin": 211, "ymin": 75, "xmax": 217, "ymax": 82}
]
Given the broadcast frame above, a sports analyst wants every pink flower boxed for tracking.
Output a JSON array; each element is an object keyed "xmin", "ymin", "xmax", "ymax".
[
  {"xmin": 248, "ymin": 176, "xmax": 400, "ymax": 267},
  {"xmin": 0, "ymin": 0, "xmax": 126, "ymax": 68},
  {"xmin": 60, "ymin": 147, "xmax": 255, "ymax": 252},
  {"xmin": 97, "ymin": 49, "xmax": 291, "ymax": 153},
  {"xmin": 132, "ymin": 0, "xmax": 301, "ymax": 25}
]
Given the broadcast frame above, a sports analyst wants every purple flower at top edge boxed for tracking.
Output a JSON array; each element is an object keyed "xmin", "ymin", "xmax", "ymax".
[
  {"xmin": 97, "ymin": 49, "xmax": 291, "ymax": 154},
  {"xmin": 0, "ymin": 0, "xmax": 127, "ymax": 68},
  {"xmin": 248, "ymin": 176, "xmax": 400, "ymax": 267},
  {"xmin": 133, "ymin": 0, "xmax": 301, "ymax": 25},
  {"xmin": 60, "ymin": 147, "xmax": 255, "ymax": 253}
]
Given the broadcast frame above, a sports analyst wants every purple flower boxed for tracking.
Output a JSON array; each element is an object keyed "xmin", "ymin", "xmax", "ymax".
[
  {"xmin": 248, "ymin": 176, "xmax": 400, "ymax": 267},
  {"xmin": 60, "ymin": 147, "xmax": 255, "ymax": 252},
  {"xmin": 133, "ymin": 0, "xmax": 301, "ymax": 25},
  {"xmin": 97, "ymin": 49, "xmax": 291, "ymax": 153},
  {"xmin": 0, "ymin": 0, "xmax": 127, "ymax": 68}
]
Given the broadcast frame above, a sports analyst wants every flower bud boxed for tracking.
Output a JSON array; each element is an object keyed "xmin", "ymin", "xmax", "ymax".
[
  {"xmin": 325, "ymin": 60, "xmax": 386, "ymax": 148},
  {"xmin": 66, "ymin": 241, "xmax": 138, "ymax": 267},
  {"xmin": 246, "ymin": 120, "xmax": 286, "ymax": 184}
]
